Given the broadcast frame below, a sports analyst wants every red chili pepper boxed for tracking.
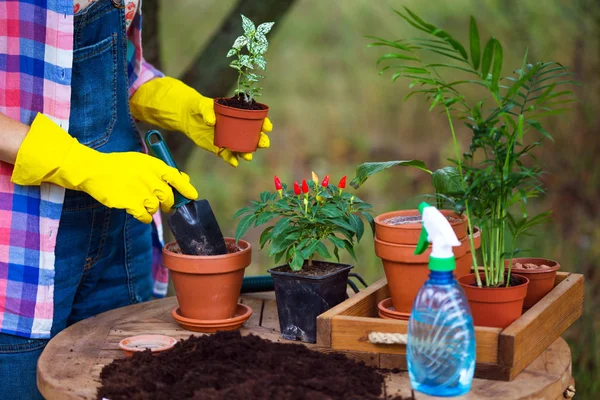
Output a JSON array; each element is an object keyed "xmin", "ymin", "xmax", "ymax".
[
  {"xmin": 338, "ymin": 176, "xmax": 347, "ymax": 189},
  {"xmin": 322, "ymin": 175, "xmax": 330, "ymax": 187},
  {"xmin": 302, "ymin": 179, "xmax": 309, "ymax": 194},
  {"xmin": 274, "ymin": 175, "xmax": 283, "ymax": 191},
  {"xmin": 294, "ymin": 181, "xmax": 301, "ymax": 195}
]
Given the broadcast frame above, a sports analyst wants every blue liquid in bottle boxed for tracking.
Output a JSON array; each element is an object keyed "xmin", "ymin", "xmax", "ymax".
[{"xmin": 407, "ymin": 271, "xmax": 476, "ymax": 397}]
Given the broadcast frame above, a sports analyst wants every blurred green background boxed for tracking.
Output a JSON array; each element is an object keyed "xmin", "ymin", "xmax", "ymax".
[{"xmin": 157, "ymin": 0, "xmax": 599, "ymax": 396}]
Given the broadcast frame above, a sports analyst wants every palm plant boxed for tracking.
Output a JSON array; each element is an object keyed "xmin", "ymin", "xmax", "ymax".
[{"xmin": 362, "ymin": 8, "xmax": 577, "ymax": 287}]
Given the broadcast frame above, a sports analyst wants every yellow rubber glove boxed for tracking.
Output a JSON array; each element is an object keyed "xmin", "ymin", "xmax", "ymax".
[
  {"xmin": 11, "ymin": 113, "xmax": 198, "ymax": 224},
  {"xmin": 130, "ymin": 76, "xmax": 272, "ymax": 167}
]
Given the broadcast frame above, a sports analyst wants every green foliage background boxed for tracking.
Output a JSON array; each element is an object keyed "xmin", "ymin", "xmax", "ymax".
[{"xmin": 160, "ymin": 0, "xmax": 599, "ymax": 395}]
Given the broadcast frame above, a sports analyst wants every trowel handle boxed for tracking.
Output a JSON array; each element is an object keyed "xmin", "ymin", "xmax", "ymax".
[{"xmin": 144, "ymin": 130, "xmax": 191, "ymax": 209}]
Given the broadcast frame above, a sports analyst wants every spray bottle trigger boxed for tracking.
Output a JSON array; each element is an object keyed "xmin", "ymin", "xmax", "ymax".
[{"xmin": 415, "ymin": 226, "xmax": 429, "ymax": 255}]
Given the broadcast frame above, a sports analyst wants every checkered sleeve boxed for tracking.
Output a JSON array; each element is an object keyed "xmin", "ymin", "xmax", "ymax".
[{"xmin": 126, "ymin": 0, "xmax": 164, "ymax": 98}]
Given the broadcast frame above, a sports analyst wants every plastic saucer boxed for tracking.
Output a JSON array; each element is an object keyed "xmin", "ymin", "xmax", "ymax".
[
  {"xmin": 119, "ymin": 334, "xmax": 177, "ymax": 357},
  {"xmin": 377, "ymin": 298, "xmax": 411, "ymax": 320},
  {"xmin": 171, "ymin": 303, "xmax": 253, "ymax": 333}
]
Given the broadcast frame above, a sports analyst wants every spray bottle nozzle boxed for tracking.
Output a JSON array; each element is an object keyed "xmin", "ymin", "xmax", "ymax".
[{"xmin": 414, "ymin": 202, "xmax": 462, "ymax": 272}]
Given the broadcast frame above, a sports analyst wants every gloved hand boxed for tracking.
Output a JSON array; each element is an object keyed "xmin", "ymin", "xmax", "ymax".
[
  {"xmin": 11, "ymin": 113, "xmax": 198, "ymax": 224},
  {"xmin": 130, "ymin": 76, "xmax": 272, "ymax": 167}
]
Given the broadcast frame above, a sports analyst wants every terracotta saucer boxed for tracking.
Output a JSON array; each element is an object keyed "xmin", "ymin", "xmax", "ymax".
[
  {"xmin": 119, "ymin": 334, "xmax": 177, "ymax": 357},
  {"xmin": 378, "ymin": 311, "xmax": 395, "ymax": 320},
  {"xmin": 171, "ymin": 303, "xmax": 253, "ymax": 333},
  {"xmin": 377, "ymin": 298, "xmax": 411, "ymax": 320}
]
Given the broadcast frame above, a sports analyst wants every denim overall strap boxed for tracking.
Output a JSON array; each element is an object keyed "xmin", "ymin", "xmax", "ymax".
[
  {"xmin": 69, "ymin": 0, "xmax": 142, "ymax": 153},
  {"xmin": 54, "ymin": 0, "xmax": 153, "ymax": 330}
]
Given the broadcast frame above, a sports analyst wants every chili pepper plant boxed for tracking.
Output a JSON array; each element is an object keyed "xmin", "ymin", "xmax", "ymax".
[
  {"xmin": 235, "ymin": 172, "xmax": 374, "ymax": 343},
  {"xmin": 235, "ymin": 173, "xmax": 374, "ymax": 272}
]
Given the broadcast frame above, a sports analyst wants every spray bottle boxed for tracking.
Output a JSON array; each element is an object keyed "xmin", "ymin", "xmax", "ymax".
[{"xmin": 407, "ymin": 202, "xmax": 476, "ymax": 397}]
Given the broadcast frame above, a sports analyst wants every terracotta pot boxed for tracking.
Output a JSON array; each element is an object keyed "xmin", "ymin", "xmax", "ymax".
[
  {"xmin": 374, "ymin": 209, "xmax": 467, "ymax": 245},
  {"xmin": 375, "ymin": 232, "xmax": 474, "ymax": 313},
  {"xmin": 213, "ymin": 99, "xmax": 269, "ymax": 153},
  {"xmin": 458, "ymin": 273, "xmax": 529, "ymax": 328},
  {"xmin": 507, "ymin": 257, "xmax": 561, "ymax": 308},
  {"xmin": 162, "ymin": 238, "xmax": 251, "ymax": 321}
]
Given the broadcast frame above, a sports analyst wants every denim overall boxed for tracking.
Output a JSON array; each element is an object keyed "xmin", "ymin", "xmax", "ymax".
[{"xmin": 0, "ymin": 1, "xmax": 153, "ymax": 398}]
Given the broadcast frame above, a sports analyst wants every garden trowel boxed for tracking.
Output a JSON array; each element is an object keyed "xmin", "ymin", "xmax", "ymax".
[{"xmin": 145, "ymin": 130, "xmax": 227, "ymax": 256}]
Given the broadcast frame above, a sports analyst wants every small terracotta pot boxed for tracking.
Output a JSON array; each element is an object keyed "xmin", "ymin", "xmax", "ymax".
[
  {"xmin": 375, "ymin": 232, "xmax": 474, "ymax": 313},
  {"xmin": 458, "ymin": 273, "xmax": 529, "ymax": 328},
  {"xmin": 162, "ymin": 238, "xmax": 251, "ymax": 321},
  {"xmin": 213, "ymin": 99, "xmax": 269, "ymax": 153},
  {"xmin": 374, "ymin": 209, "xmax": 467, "ymax": 245},
  {"xmin": 507, "ymin": 257, "xmax": 561, "ymax": 308}
]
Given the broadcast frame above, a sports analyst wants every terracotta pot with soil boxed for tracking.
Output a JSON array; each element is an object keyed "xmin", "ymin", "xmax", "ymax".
[
  {"xmin": 508, "ymin": 257, "xmax": 561, "ymax": 308},
  {"xmin": 374, "ymin": 209, "xmax": 467, "ymax": 244},
  {"xmin": 268, "ymin": 261, "xmax": 352, "ymax": 344},
  {"xmin": 375, "ymin": 231, "xmax": 475, "ymax": 313},
  {"xmin": 373, "ymin": 209, "xmax": 479, "ymax": 314},
  {"xmin": 458, "ymin": 273, "xmax": 529, "ymax": 328},
  {"xmin": 214, "ymin": 97, "xmax": 269, "ymax": 153},
  {"xmin": 162, "ymin": 238, "xmax": 251, "ymax": 321}
]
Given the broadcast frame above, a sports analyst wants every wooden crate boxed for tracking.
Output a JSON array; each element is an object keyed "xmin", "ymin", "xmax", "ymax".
[{"xmin": 317, "ymin": 271, "xmax": 584, "ymax": 381}]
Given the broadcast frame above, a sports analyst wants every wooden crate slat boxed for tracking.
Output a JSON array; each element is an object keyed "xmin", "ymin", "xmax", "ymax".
[
  {"xmin": 499, "ymin": 272, "xmax": 584, "ymax": 380},
  {"xmin": 330, "ymin": 315, "xmax": 500, "ymax": 363},
  {"xmin": 331, "ymin": 315, "xmax": 408, "ymax": 354}
]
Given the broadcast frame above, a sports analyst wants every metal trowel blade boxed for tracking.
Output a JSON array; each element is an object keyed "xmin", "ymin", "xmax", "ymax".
[{"xmin": 167, "ymin": 199, "xmax": 228, "ymax": 256}]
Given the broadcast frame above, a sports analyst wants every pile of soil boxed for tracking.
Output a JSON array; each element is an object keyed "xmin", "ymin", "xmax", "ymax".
[
  {"xmin": 98, "ymin": 331, "xmax": 401, "ymax": 400},
  {"xmin": 216, "ymin": 95, "xmax": 266, "ymax": 110},
  {"xmin": 383, "ymin": 214, "xmax": 461, "ymax": 226},
  {"xmin": 513, "ymin": 262, "xmax": 552, "ymax": 270}
]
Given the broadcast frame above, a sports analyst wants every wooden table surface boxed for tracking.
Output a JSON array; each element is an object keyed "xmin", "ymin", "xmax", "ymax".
[{"xmin": 37, "ymin": 292, "xmax": 574, "ymax": 400}]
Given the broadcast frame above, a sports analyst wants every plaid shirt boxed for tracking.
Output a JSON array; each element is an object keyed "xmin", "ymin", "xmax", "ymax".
[{"xmin": 0, "ymin": 0, "xmax": 167, "ymax": 339}]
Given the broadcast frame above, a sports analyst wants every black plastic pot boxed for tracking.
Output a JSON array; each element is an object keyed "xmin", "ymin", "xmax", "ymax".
[{"xmin": 268, "ymin": 262, "xmax": 353, "ymax": 343}]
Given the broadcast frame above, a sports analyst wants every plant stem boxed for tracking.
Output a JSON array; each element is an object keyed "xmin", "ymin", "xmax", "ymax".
[
  {"xmin": 444, "ymin": 106, "xmax": 482, "ymax": 287},
  {"xmin": 465, "ymin": 201, "xmax": 481, "ymax": 285},
  {"xmin": 506, "ymin": 234, "xmax": 516, "ymax": 287}
]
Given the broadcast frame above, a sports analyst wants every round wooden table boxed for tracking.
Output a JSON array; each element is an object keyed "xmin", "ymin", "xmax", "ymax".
[{"xmin": 37, "ymin": 293, "xmax": 574, "ymax": 399}]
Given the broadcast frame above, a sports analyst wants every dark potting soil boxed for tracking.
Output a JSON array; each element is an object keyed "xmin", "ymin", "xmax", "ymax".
[
  {"xmin": 216, "ymin": 95, "xmax": 266, "ymax": 111},
  {"xmin": 383, "ymin": 214, "xmax": 461, "ymax": 226},
  {"xmin": 272, "ymin": 261, "xmax": 348, "ymax": 277},
  {"xmin": 168, "ymin": 241, "xmax": 241, "ymax": 255},
  {"xmin": 470, "ymin": 274, "xmax": 526, "ymax": 288},
  {"xmin": 97, "ymin": 331, "xmax": 399, "ymax": 400}
]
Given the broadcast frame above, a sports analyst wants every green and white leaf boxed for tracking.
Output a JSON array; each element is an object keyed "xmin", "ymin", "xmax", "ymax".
[
  {"xmin": 232, "ymin": 35, "xmax": 248, "ymax": 50},
  {"xmin": 241, "ymin": 14, "xmax": 255, "ymax": 34},
  {"xmin": 255, "ymin": 55, "xmax": 267, "ymax": 70},
  {"xmin": 257, "ymin": 21, "xmax": 275, "ymax": 35},
  {"xmin": 239, "ymin": 55, "xmax": 254, "ymax": 69}
]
